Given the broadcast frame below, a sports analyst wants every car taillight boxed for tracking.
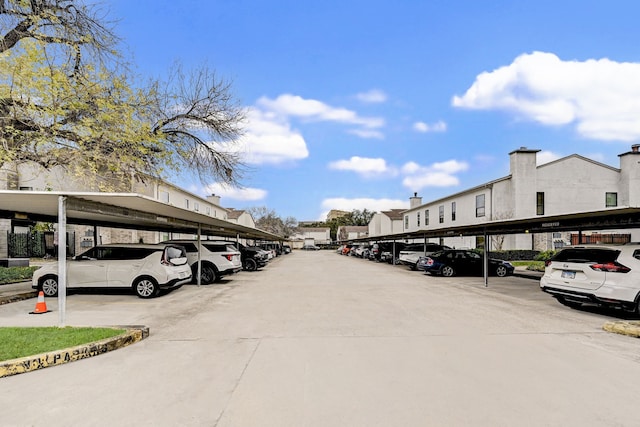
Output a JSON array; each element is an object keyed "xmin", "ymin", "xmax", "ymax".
[
  {"xmin": 545, "ymin": 260, "xmax": 553, "ymax": 267},
  {"xmin": 426, "ymin": 258, "xmax": 434, "ymax": 266},
  {"xmin": 590, "ymin": 262, "xmax": 630, "ymax": 273},
  {"xmin": 223, "ymin": 254, "xmax": 234, "ymax": 261}
]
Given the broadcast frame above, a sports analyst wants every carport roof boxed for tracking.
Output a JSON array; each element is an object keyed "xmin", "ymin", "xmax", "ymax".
[
  {"xmin": 342, "ymin": 206, "xmax": 640, "ymax": 242},
  {"xmin": 0, "ymin": 190, "xmax": 281, "ymax": 241}
]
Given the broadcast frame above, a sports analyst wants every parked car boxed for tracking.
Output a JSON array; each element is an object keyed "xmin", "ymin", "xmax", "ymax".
[
  {"xmin": 370, "ymin": 242, "xmax": 405, "ymax": 263},
  {"xmin": 302, "ymin": 244, "xmax": 320, "ymax": 250},
  {"xmin": 420, "ymin": 249, "xmax": 514, "ymax": 277},
  {"xmin": 163, "ymin": 240, "xmax": 242, "ymax": 284},
  {"xmin": 399, "ymin": 243, "xmax": 451, "ymax": 270},
  {"xmin": 341, "ymin": 244, "xmax": 354, "ymax": 256},
  {"xmin": 352, "ymin": 244, "xmax": 372, "ymax": 258},
  {"xmin": 540, "ymin": 244, "xmax": 640, "ymax": 312},
  {"xmin": 32, "ymin": 243, "xmax": 191, "ymax": 298},
  {"xmin": 380, "ymin": 242, "xmax": 407, "ymax": 264},
  {"xmin": 260, "ymin": 242, "xmax": 283, "ymax": 256},
  {"xmin": 282, "ymin": 245, "xmax": 292, "ymax": 254},
  {"xmin": 236, "ymin": 242, "xmax": 269, "ymax": 271}
]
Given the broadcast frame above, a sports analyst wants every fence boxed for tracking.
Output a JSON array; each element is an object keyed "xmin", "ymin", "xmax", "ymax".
[
  {"xmin": 7, "ymin": 231, "xmax": 75, "ymax": 258},
  {"xmin": 570, "ymin": 233, "xmax": 631, "ymax": 245}
]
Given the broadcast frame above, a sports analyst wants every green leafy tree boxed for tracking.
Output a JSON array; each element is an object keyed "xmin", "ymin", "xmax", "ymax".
[
  {"xmin": 0, "ymin": 0, "xmax": 245, "ymax": 190},
  {"xmin": 306, "ymin": 209, "xmax": 374, "ymax": 241}
]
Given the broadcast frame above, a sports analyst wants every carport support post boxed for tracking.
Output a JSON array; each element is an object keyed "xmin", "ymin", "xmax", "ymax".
[
  {"xmin": 58, "ymin": 196, "xmax": 67, "ymax": 326},
  {"xmin": 483, "ymin": 231, "xmax": 489, "ymax": 287},
  {"xmin": 196, "ymin": 224, "xmax": 202, "ymax": 286},
  {"xmin": 392, "ymin": 240, "xmax": 396, "ymax": 265}
]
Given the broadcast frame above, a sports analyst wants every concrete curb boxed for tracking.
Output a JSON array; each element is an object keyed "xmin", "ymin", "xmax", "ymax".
[
  {"xmin": 602, "ymin": 321, "xmax": 640, "ymax": 338},
  {"xmin": 0, "ymin": 291, "xmax": 38, "ymax": 306},
  {"xmin": 0, "ymin": 325, "xmax": 149, "ymax": 378}
]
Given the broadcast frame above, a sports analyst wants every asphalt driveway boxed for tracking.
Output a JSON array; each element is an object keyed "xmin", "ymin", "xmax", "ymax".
[{"xmin": 1, "ymin": 251, "xmax": 639, "ymax": 426}]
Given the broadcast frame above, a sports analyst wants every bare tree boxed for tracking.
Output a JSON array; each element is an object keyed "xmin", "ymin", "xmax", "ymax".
[
  {"xmin": 0, "ymin": 1, "xmax": 246, "ymax": 189},
  {"xmin": 247, "ymin": 206, "xmax": 298, "ymax": 238}
]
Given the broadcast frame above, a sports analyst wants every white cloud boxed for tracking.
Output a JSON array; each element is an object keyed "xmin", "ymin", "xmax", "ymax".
[
  {"xmin": 236, "ymin": 108, "xmax": 309, "ymax": 165},
  {"xmin": 355, "ymin": 89, "xmax": 387, "ymax": 104},
  {"xmin": 413, "ymin": 120, "xmax": 447, "ymax": 133},
  {"xmin": 453, "ymin": 51, "xmax": 640, "ymax": 141},
  {"xmin": 347, "ymin": 128, "xmax": 385, "ymax": 139},
  {"xmin": 328, "ymin": 155, "xmax": 468, "ymax": 190},
  {"xmin": 256, "ymin": 93, "xmax": 385, "ymax": 130},
  {"xmin": 319, "ymin": 197, "xmax": 408, "ymax": 220},
  {"xmin": 236, "ymin": 94, "xmax": 387, "ymax": 164},
  {"xmin": 203, "ymin": 182, "xmax": 267, "ymax": 201},
  {"xmin": 328, "ymin": 156, "xmax": 397, "ymax": 177},
  {"xmin": 400, "ymin": 159, "xmax": 469, "ymax": 191},
  {"xmin": 536, "ymin": 150, "xmax": 562, "ymax": 165}
]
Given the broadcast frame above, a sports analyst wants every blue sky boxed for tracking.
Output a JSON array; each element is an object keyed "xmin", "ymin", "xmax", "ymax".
[{"xmin": 108, "ymin": 0, "xmax": 640, "ymax": 221}]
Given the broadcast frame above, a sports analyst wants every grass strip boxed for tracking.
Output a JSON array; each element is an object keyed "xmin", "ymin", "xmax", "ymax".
[
  {"xmin": 0, "ymin": 327, "xmax": 126, "ymax": 361},
  {"xmin": 0, "ymin": 267, "xmax": 40, "ymax": 285}
]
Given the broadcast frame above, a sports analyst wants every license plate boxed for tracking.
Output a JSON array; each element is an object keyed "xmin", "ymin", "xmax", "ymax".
[{"xmin": 561, "ymin": 270, "xmax": 576, "ymax": 279}]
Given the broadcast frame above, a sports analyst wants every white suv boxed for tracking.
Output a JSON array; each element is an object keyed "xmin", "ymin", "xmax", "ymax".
[
  {"xmin": 163, "ymin": 240, "xmax": 242, "ymax": 284},
  {"xmin": 32, "ymin": 244, "xmax": 191, "ymax": 298},
  {"xmin": 540, "ymin": 244, "xmax": 640, "ymax": 312}
]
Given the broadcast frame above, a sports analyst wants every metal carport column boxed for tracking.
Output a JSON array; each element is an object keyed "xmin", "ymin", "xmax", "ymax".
[{"xmin": 58, "ymin": 196, "xmax": 67, "ymax": 326}]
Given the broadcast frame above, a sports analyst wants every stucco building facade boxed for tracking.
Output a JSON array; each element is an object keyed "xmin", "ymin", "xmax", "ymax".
[{"xmin": 383, "ymin": 146, "xmax": 640, "ymax": 250}]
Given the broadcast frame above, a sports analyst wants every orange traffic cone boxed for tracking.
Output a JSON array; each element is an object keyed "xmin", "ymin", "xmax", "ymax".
[{"xmin": 29, "ymin": 291, "xmax": 50, "ymax": 314}]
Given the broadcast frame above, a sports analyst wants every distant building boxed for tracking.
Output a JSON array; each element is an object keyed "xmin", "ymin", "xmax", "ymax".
[
  {"xmin": 337, "ymin": 225, "xmax": 368, "ymax": 241},
  {"xmin": 326, "ymin": 209, "xmax": 350, "ymax": 221},
  {"xmin": 226, "ymin": 209, "xmax": 256, "ymax": 228},
  {"xmin": 290, "ymin": 227, "xmax": 331, "ymax": 248},
  {"xmin": 368, "ymin": 209, "xmax": 405, "ymax": 237},
  {"xmin": 393, "ymin": 145, "xmax": 640, "ymax": 250}
]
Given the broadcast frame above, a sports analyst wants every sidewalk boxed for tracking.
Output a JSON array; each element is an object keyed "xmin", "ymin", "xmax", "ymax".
[{"xmin": 512, "ymin": 266, "xmax": 543, "ymax": 281}]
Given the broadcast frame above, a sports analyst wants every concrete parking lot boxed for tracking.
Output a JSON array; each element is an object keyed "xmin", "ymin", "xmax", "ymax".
[{"xmin": 1, "ymin": 251, "xmax": 640, "ymax": 426}]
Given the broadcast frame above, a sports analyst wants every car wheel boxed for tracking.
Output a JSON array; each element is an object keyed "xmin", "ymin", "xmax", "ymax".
[
  {"xmin": 201, "ymin": 265, "xmax": 217, "ymax": 284},
  {"xmin": 441, "ymin": 265, "xmax": 455, "ymax": 277},
  {"xmin": 134, "ymin": 277, "xmax": 159, "ymax": 299},
  {"xmin": 495, "ymin": 265, "xmax": 508, "ymax": 277},
  {"xmin": 40, "ymin": 276, "xmax": 58, "ymax": 297},
  {"xmin": 410, "ymin": 263, "xmax": 417, "ymax": 271},
  {"xmin": 244, "ymin": 258, "xmax": 257, "ymax": 271}
]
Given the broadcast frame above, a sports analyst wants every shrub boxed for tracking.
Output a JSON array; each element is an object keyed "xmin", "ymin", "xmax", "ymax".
[
  {"xmin": 534, "ymin": 250, "xmax": 557, "ymax": 261},
  {"xmin": 0, "ymin": 266, "xmax": 40, "ymax": 285}
]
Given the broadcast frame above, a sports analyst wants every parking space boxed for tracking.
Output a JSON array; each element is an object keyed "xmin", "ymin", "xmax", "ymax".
[{"xmin": 2, "ymin": 251, "xmax": 640, "ymax": 426}]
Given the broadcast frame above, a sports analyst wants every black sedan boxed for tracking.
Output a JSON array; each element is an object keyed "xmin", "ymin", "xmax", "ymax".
[{"xmin": 418, "ymin": 249, "xmax": 514, "ymax": 277}]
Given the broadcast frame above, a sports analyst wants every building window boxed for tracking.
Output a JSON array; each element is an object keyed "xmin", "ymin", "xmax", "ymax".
[
  {"xmin": 606, "ymin": 192, "xmax": 618, "ymax": 207},
  {"xmin": 206, "ymin": 206, "xmax": 211, "ymax": 215},
  {"xmin": 417, "ymin": 212, "xmax": 420, "ymax": 227},
  {"xmin": 194, "ymin": 202, "xmax": 200, "ymax": 212},
  {"xmin": 536, "ymin": 192, "xmax": 544, "ymax": 215},
  {"xmin": 404, "ymin": 215, "xmax": 409, "ymax": 229},
  {"xmin": 159, "ymin": 191, "xmax": 169, "ymax": 203},
  {"xmin": 451, "ymin": 202, "xmax": 456, "ymax": 221},
  {"xmin": 185, "ymin": 199, "xmax": 190, "ymax": 209},
  {"xmin": 439, "ymin": 205, "xmax": 444, "ymax": 224},
  {"xmin": 425, "ymin": 209, "xmax": 429, "ymax": 226},
  {"xmin": 476, "ymin": 194, "xmax": 485, "ymax": 217}
]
